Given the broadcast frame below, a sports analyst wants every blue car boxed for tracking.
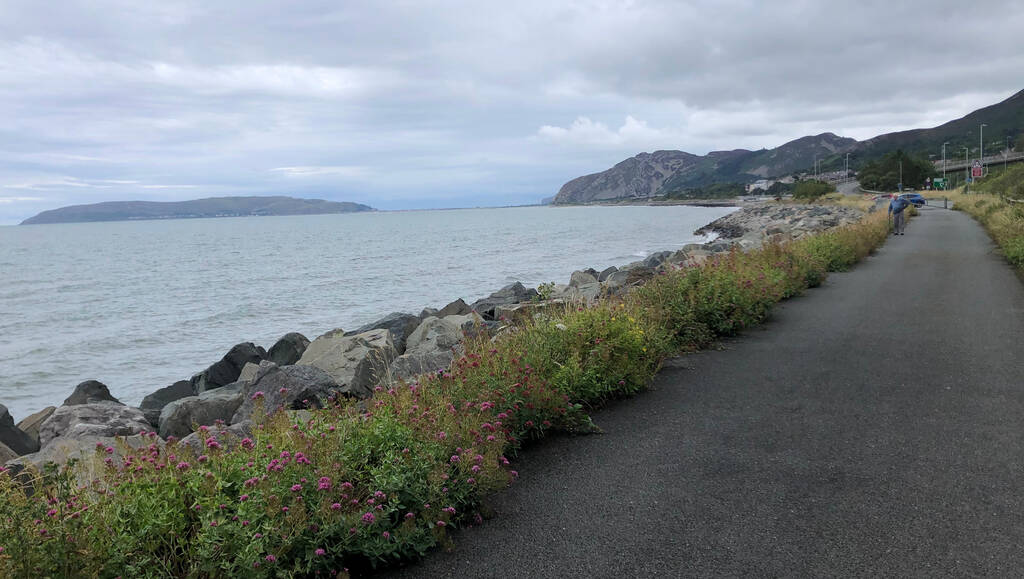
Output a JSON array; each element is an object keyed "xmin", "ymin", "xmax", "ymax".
[{"xmin": 899, "ymin": 193, "xmax": 926, "ymax": 207}]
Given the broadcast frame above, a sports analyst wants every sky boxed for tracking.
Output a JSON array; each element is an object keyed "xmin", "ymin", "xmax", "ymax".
[{"xmin": 2, "ymin": 0, "xmax": 1023, "ymax": 224}]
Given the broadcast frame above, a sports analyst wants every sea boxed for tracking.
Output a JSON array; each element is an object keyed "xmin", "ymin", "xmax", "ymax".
[{"xmin": 0, "ymin": 205, "xmax": 735, "ymax": 422}]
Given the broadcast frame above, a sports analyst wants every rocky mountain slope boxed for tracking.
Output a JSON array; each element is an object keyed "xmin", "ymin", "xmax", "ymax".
[
  {"xmin": 553, "ymin": 133, "xmax": 854, "ymax": 204},
  {"xmin": 553, "ymin": 88, "xmax": 1023, "ymax": 204},
  {"xmin": 21, "ymin": 196, "xmax": 375, "ymax": 225}
]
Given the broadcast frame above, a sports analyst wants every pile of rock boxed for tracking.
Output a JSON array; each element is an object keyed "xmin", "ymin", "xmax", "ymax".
[
  {"xmin": 696, "ymin": 203, "xmax": 864, "ymax": 250},
  {"xmin": 2, "ymin": 202, "xmax": 865, "ymax": 473}
]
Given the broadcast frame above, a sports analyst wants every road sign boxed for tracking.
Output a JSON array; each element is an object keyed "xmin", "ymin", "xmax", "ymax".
[{"xmin": 972, "ymin": 159, "xmax": 983, "ymax": 178}]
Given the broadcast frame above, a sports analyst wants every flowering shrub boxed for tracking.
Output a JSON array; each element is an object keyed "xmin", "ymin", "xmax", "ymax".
[{"xmin": 0, "ymin": 207, "xmax": 891, "ymax": 577}]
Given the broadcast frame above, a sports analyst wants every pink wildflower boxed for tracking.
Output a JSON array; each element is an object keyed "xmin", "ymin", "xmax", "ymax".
[
  {"xmin": 316, "ymin": 548, "xmax": 326, "ymax": 556},
  {"xmin": 362, "ymin": 512, "xmax": 375, "ymax": 524}
]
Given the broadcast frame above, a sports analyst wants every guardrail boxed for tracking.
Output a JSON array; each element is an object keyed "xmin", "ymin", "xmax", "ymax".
[{"xmin": 935, "ymin": 151, "xmax": 1024, "ymax": 172}]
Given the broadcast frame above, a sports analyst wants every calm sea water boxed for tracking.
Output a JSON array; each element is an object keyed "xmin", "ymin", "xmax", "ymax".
[{"xmin": 0, "ymin": 205, "xmax": 734, "ymax": 421}]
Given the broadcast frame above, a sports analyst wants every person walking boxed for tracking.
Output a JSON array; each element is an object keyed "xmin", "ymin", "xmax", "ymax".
[{"xmin": 888, "ymin": 194, "xmax": 910, "ymax": 235}]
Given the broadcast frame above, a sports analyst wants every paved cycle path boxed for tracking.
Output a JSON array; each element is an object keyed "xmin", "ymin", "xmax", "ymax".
[{"xmin": 385, "ymin": 207, "xmax": 1024, "ymax": 577}]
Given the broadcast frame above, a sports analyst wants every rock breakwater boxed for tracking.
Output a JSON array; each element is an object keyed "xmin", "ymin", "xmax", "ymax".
[{"xmin": 1, "ymin": 202, "xmax": 863, "ymax": 472}]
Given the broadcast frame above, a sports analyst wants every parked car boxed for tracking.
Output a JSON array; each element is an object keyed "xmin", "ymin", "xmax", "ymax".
[{"xmin": 899, "ymin": 193, "xmax": 926, "ymax": 207}]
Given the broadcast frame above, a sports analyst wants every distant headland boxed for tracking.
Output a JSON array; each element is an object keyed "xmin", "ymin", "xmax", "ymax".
[{"xmin": 19, "ymin": 196, "xmax": 376, "ymax": 225}]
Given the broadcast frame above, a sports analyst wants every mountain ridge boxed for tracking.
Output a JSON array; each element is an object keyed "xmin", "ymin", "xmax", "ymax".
[
  {"xmin": 553, "ymin": 89, "xmax": 1023, "ymax": 204},
  {"xmin": 20, "ymin": 196, "xmax": 376, "ymax": 225}
]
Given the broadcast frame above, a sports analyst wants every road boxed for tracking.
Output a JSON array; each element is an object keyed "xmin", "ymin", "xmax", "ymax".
[{"xmin": 382, "ymin": 207, "xmax": 1024, "ymax": 578}]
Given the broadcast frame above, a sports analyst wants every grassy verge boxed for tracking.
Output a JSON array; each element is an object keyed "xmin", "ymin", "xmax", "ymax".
[
  {"xmin": 945, "ymin": 189, "xmax": 1024, "ymax": 273},
  {"xmin": 0, "ymin": 209, "xmax": 891, "ymax": 578}
]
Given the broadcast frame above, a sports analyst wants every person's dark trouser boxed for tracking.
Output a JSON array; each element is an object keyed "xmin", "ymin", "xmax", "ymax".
[{"xmin": 893, "ymin": 211, "xmax": 905, "ymax": 234}]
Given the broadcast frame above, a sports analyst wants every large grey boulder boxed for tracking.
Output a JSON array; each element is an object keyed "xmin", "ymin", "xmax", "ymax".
[
  {"xmin": 38, "ymin": 403, "xmax": 150, "ymax": 448},
  {"xmin": 388, "ymin": 316, "xmax": 469, "ymax": 381},
  {"xmin": 0, "ymin": 404, "xmax": 38, "ymax": 456},
  {"xmin": 643, "ymin": 250, "xmax": 673, "ymax": 269},
  {"xmin": 7, "ymin": 433, "xmax": 164, "ymax": 486},
  {"xmin": 16, "ymin": 406, "xmax": 55, "ymax": 448},
  {"xmin": 493, "ymin": 301, "xmax": 566, "ymax": 325},
  {"xmin": 437, "ymin": 298, "xmax": 472, "ymax": 317},
  {"xmin": 232, "ymin": 362, "xmax": 344, "ymax": 422},
  {"xmin": 603, "ymin": 269, "xmax": 632, "ymax": 289},
  {"xmin": 471, "ymin": 282, "xmax": 539, "ymax": 320},
  {"xmin": 63, "ymin": 380, "xmax": 121, "ymax": 405},
  {"xmin": 238, "ymin": 362, "xmax": 262, "ymax": 384},
  {"xmin": 390, "ymin": 350, "xmax": 456, "ymax": 381},
  {"xmin": 139, "ymin": 380, "xmax": 194, "ymax": 427},
  {"xmin": 297, "ymin": 328, "xmax": 396, "ymax": 398},
  {"xmin": 0, "ymin": 441, "xmax": 17, "ymax": 464},
  {"xmin": 569, "ymin": 270, "xmax": 598, "ymax": 288},
  {"xmin": 405, "ymin": 316, "xmax": 464, "ymax": 355},
  {"xmin": 190, "ymin": 342, "xmax": 268, "ymax": 394},
  {"xmin": 158, "ymin": 383, "xmax": 245, "ymax": 440},
  {"xmin": 345, "ymin": 312, "xmax": 421, "ymax": 355},
  {"xmin": 574, "ymin": 282, "xmax": 602, "ymax": 302},
  {"xmin": 443, "ymin": 312, "xmax": 491, "ymax": 337},
  {"xmin": 598, "ymin": 266, "xmax": 618, "ymax": 282},
  {"xmin": 267, "ymin": 332, "xmax": 310, "ymax": 366}
]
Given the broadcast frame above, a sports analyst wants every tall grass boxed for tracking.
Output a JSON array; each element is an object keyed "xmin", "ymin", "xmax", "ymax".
[
  {"xmin": 0, "ymin": 210, "xmax": 891, "ymax": 578},
  {"xmin": 947, "ymin": 189, "xmax": 1024, "ymax": 271}
]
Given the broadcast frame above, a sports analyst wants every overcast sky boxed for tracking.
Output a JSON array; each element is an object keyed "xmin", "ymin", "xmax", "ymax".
[{"xmin": 1, "ymin": 0, "xmax": 1022, "ymax": 223}]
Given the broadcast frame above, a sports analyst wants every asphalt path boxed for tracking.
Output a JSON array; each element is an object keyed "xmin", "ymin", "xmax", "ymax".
[{"xmin": 382, "ymin": 207, "xmax": 1024, "ymax": 578}]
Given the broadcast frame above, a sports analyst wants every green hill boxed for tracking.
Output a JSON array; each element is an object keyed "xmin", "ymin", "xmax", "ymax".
[{"xmin": 21, "ymin": 196, "xmax": 376, "ymax": 225}]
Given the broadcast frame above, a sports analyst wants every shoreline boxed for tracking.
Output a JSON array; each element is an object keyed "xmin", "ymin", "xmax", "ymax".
[
  {"xmin": 0, "ymin": 200, "xmax": 890, "ymax": 577},
  {"xmin": 1, "ymin": 201, "xmax": 862, "ymax": 460},
  {"xmin": 0, "ymin": 205, "xmax": 735, "ymax": 425}
]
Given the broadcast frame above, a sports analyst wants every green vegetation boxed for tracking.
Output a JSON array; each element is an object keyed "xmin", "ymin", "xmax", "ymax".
[
  {"xmin": 857, "ymin": 150, "xmax": 937, "ymax": 191},
  {"xmin": 949, "ymin": 174, "xmax": 1024, "ymax": 272},
  {"xmin": 663, "ymin": 182, "xmax": 746, "ymax": 199},
  {"xmin": 0, "ymin": 210, "xmax": 893, "ymax": 578},
  {"xmin": 767, "ymin": 181, "xmax": 795, "ymax": 197},
  {"xmin": 792, "ymin": 180, "xmax": 836, "ymax": 201},
  {"xmin": 973, "ymin": 160, "xmax": 1024, "ymax": 200}
]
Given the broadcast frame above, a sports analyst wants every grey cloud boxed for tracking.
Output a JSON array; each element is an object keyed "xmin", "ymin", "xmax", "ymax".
[{"xmin": 1, "ymin": 0, "xmax": 1023, "ymax": 223}]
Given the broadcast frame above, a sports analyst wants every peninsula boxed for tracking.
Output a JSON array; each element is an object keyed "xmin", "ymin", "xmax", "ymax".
[{"xmin": 19, "ymin": 196, "xmax": 376, "ymax": 225}]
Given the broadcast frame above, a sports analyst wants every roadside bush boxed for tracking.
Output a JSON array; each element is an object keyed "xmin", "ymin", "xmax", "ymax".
[{"xmin": 793, "ymin": 180, "xmax": 835, "ymax": 201}]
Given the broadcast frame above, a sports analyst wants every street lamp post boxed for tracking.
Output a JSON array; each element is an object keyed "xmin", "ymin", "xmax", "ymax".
[
  {"xmin": 845, "ymin": 152, "xmax": 850, "ymax": 178},
  {"xmin": 942, "ymin": 141, "xmax": 948, "ymax": 181},
  {"xmin": 963, "ymin": 146, "xmax": 970, "ymax": 192},
  {"xmin": 980, "ymin": 123, "xmax": 987, "ymax": 172}
]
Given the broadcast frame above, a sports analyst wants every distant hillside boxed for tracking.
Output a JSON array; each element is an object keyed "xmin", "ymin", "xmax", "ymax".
[
  {"xmin": 21, "ymin": 196, "xmax": 376, "ymax": 225},
  {"xmin": 553, "ymin": 88, "xmax": 1024, "ymax": 204},
  {"xmin": 850, "ymin": 89, "xmax": 1024, "ymax": 162},
  {"xmin": 553, "ymin": 133, "xmax": 853, "ymax": 204}
]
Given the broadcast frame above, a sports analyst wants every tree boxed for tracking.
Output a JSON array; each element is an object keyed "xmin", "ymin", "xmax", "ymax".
[
  {"xmin": 767, "ymin": 181, "xmax": 794, "ymax": 196},
  {"xmin": 857, "ymin": 150, "xmax": 937, "ymax": 191},
  {"xmin": 792, "ymin": 180, "xmax": 834, "ymax": 201}
]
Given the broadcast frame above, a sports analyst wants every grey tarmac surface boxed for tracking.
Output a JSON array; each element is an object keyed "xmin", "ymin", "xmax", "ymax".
[{"xmin": 381, "ymin": 206, "xmax": 1024, "ymax": 578}]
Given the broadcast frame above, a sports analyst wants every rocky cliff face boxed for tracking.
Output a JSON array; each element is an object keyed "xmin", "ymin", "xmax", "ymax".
[
  {"xmin": 553, "ymin": 150, "xmax": 700, "ymax": 204},
  {"xmin": 553, "ymin": 133, "xmax": 858, "ymax": 204}
]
